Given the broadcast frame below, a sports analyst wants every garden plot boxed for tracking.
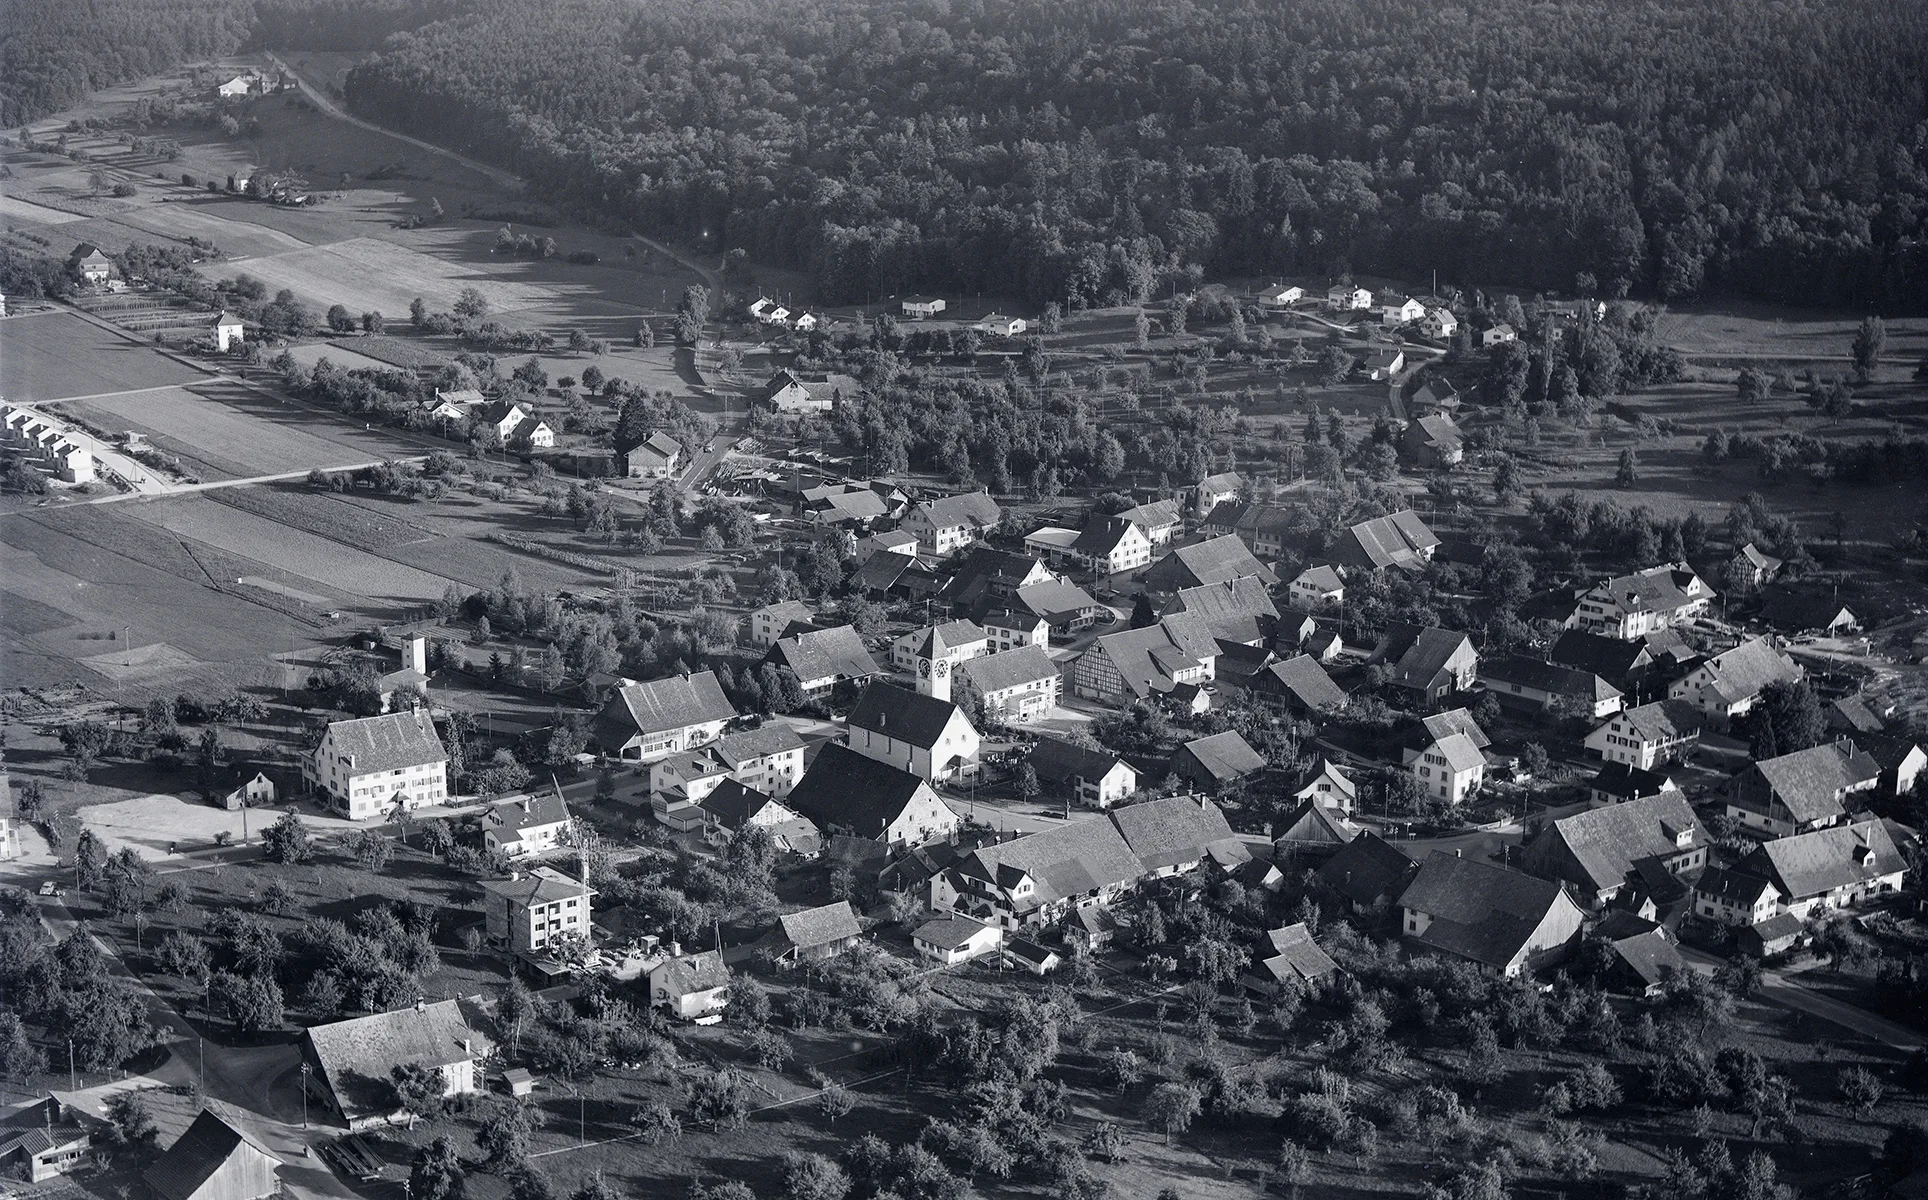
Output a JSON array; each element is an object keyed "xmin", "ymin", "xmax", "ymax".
[
  {"xmin": 0, "ymin": 192, "xmax": 87, "ymax": 225},
  {"xmin": 109, "ymin": 199, "xmax": 317, "ymax": 259},
  {"xmin": 0, "ymin": 311, "xmax": 209, "ymax": 402},
  {"xmin": 229, "ymin": 235, "xmax": 553, "ymax": 318},
  {"xmin": 283, "ymin": 341, "xmax": 401, "ymax": 374}
]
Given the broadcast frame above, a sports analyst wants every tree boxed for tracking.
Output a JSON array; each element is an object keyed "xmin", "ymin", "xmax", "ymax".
[
  {"xmin": 1141, "ymin": 1081, "xmax": 1201, "ymax": 1145},
  {"xmin": 1737, "ymin": 366, "xmax": 1772, "ymax": 402},
  {"xmin": 211, "ymin": 969, "xmax": 284, "ymax": 1031},
  {"xmin": 783, "ymin": 1151, "xmax": 850, "ymax": 1200},
  {"xmin": 1851, "ymin": 316, "xmax": 1886, "ymax": 382},
  {"xmin": 261, "ymin": 810, "xmax": 312, "ymax": 863},
  {"xmin": 104, "ymin": 1092, "xmax": 158, "ymax": 1148},
  {"xmin": 818, "ymin": 1081, "xmax": 854, "ymax": 1124},
  {"xmin": 633, "ymin": 1100, "xmax": 680, "ymax": 1144},
  {"xmin": 689, "ymin": 1068, "xmax": 752, "ymax": 1130},
  {"xmin": 327, "ymin": 304, "xmax": 356, "ymax": 332},
  {"xmin": 477, "ymin": 1099, "xmax": 539, "ymax": 1167},
  {"xmin": 453, "ymin": 287, "xmax": 489, "ymax": 319},
  {"xmin": 393, "ymin": 1062, "xmax": 448, "ymax": 1122},
  {"xmin": 1616, "ymin": 447, "xmax": 1640, "ymax": 487},
  {"xmin": 344, "ymin": 828, "xmax": 392, "ymax": 870},
  {"xmin": 1838, "ymin": 1065, "xmax": 1883, "ymax": 1117},
  {"xmin": 411, "ymin": 1135, "xmax": 466, "ymax": 1200}
]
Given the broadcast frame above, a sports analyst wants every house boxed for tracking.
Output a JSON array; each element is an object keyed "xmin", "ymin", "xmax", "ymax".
[
  {"xmin": 1379, "ymin": 295, "xmax": 1426, "ymax": 325},
  {"xmin": 749, "ymin": 600, "xmax": 815, "ymax": 649},
  {"xmin": 941, "ymin": 547, "xmax": 1056, "ymax": 611},
  {"xmin": 792, "ymin": 312, "xmax": 822, "ymax": 332},
  {"xmin": 617, "ymin": 431, "xmax": 684, "ymax": 479},
  {"xmin": 213, "ymin": 311, "xmax": 246, "ymax": 352},
  {"xmin": 1826, "ymin": 696, "xmax": 1886, "ymax": 737},
  {"xmin": 1372, "ymin": 623, "xmax": 1479, "ymax": 706},
  {"xmin": 1481, "ymin": 323, "xmax": 1518, "ymax": 347},
  {"xmin": 901, "ymin": 296, "xmax": 946, "ymax": 318},
  {"xmin": 1005, "ymin": 938, "xmax": 1062, "ymax": 975},
  {"xmin": 1364, "ymin": 348, "xmax": 1405, "ymax": 381},
  {"xmin": 749, "ymin": 298, "xmax": 774, "ymax": 322},
  {"xmin": 1273, "ymin": 799, "xmax": 1359, "ymax": 861},
  {"xmin": 763, "ymin": 305, "xmax": 792, "ymax": 327},
  {"xmin": 1735, "ymin": 819, "xmax": 1906, "ymax": 918},
  {"xmin": 1584, "ymin": 699, "xmax": 1702, "ymax": 770},
  {"xmin": 891, "ymin": 619, "xmax": 991, "ymax": 679},
  {"xmin": 1290, "ymin": 565, "xmax": 1345, "ymax": 611},
  {"xmin": 0, "ymin": 1102, "xmax": 92, "ymax": 1181},
  {"xmin": 652, "ymin": 724, "xmax": 809, "ymax": 803},
  {"xmin": 1419, "ymin": 307, "xmax": 1458, "ymax": 339},
  {"xmin": 304, "ymin": 710, "xmax": 448, "ymax": 820},
  {"xmin": 764, "ymin": 624, "xmax": 884, "ymax": 698},
  {"xmin": 1401, "ymin": 414, "xmax": 1463, "ymax": 467},
  {"xmin": 980, "ymin": 606, "xmax": 1052, "ymax": 653},
  {"xmin": 956, "ymin": 646, "xmax": 1062, "ymax": 724},
  {"xmin": 1587, "ymin": 762, "xmax": 1682, "ymax": 808},
  {"xmin": 913, "ymin": 915, "xmax": 1001, "ymax": 964},
  {"xmin": 973, "ymin": 313, "xmax": 1026, "ymax": 337},
  {"xmin": 771, "ymin": 902, "xmax": 863, "ymax": 964},
  {"xmin": 1070, "ymin": 613, "xmax": 1218, "ymax": 701},
  {"xmin": 1398, "ymin": 854, "xmax": 1587, "ymax": 977},
  {"xmin": 1725, "ymin": 739, "xmax": 1880, "ymax": 837},
  {"xmin": 1072, "ymin": 515, "xmax": 1154, "ymax": 575},
  {"xmin": 1329, "ymin": 511, "xmax": 1439, "ymax": 572},
  {"xmin": 1192, "ymin": 471, "xmax": 1243, "ymax": 514},
  {"xmin": 1738, "ymin": 913, "xmax": 1808, "ymax": 959},
  {"xmin": 1597, "ymin": 923, "xmax": 1690, "ymax": 998},
  {"xmin": 1885, "ymin": 742, "xmax": 1928, "ymax": 796},
  {"xmin": 1478, "ymin": 655, "xmax": 1624, "ymax": 719},
  {"xmin": 845, "ymin": 682, "xmax": 981, "ymax": 782},
  {"xmin": 1730, "ymin": 543, "xmax": 1784, "ymax": 588},
  {"xmin": 759, "ymin": 370, "xmax": 853, "ymax": 413},
  {"xmin": 70, "ymin": 244, "xmax": 113, "ymax": 284},
  {"xmin": 1667, "ymin": 637, "xmax": 1802, "ymax": 729},
  {"xmin": 1410, "ymin": 729, "xmax": 1486, "ymax": 804},
  {"xmin": 143, "ymin": 1110, "xmax": 279, "ymax": 1200},
  {"xmin": 593, "ymin": 671, "xmax": 736, "ymax": 762},
  {"xmin": 1409, "ymin": 378, "xmax": 1461, "ymax": 417},
  {"xmin": 1316, "ymin": 832, "xmax": 1421, "ymax": 914},
  {"xmin": 1024, "ymin": 526, "xmax": 1083, "ymax": 566},
  {"xmin": 1203, "ymin": 501, "xmax": 1297, "ymax": 558},
  {"xmin": 1692, "ymin": 867, "xmax": 1783, "ymax": 927},
  {"xmin": 1250, "ymin": 655, "xmax": 1348, "ymax": 716},
  {"xmin": 696, "ymin": 780, "xmax": 821, "ymax": 857},
  {"xmin": 803, "ymin": 484, "xmax": 888, "ymax": 527},
  {"xmin": 483, "ymin": 787, "xmax": 573, "ymax": 858},
  {"xmin": 902, "ymin": 491, "xmax": 1002, "ymax": 557},
  {"xmin": 1760, "ymin": 589, "xmax": 1859, "ymax": 636},
  {"xmin": 1171, "ymin": 731, "xmax": 1268, "ymax": 793},
  {"xmin": 1025, "ymin": 738, "xmax": 1138, "ymax": 809},
  {"xmin": 428, "ymin": 388, "xmax": 480, "ymax": 424},
  {"xmin": 476, "ymin": 401, "xmax": 537, "ymax": 446},
  {"xmin": 301, "ymin": 1000, "xmax": 489, "ymax": 1129},
  {"xmin": 215, "ymin": 75, "xmax": 255, "ymax": 99},
  {"xmin": 850, "ymin": 550, "xmax": 927, "ymax": 600},
  {"xmin": 478, "ymin": 865, "xmax": 595, "ymax": 956},
  {"xmin": 1551, "ymin": 630, "xmax": 1657, "ymax": 694},
  {"xmin": 786, "ymin": 743, "xmax": 959, "ymax": 847},
  {"xmin": 1063, "ymin": 901, "xmax": 1120, "ymax": 949},
  {"xmin": 1143, "ymin": 535, "xmax": 1278, "ymax": 593},
  {"xmin": 1109, "ymin": 794, "xmax": 1243, "ymax": 878},
  {"xmin": 648, "ymin": 948, "xmax": 730, "ymax": 1019},
  {"xmin": 1569, "ymin": 563, "xmax": 1715, "ymax": 638},
  {"xmin": 1162, "ymin": 576, "xmax": 1279, "ymax": 645},
  {"xmin": 1257, "ymin": 283, "xmax": 1304, "ymax": 310},
  {"xmin": 1327, "ymin": 284, "xmax": 1373, "ymax": 311},
  {"xmin": 1288, "ymin": 758, "xmax": 1358, "ymax": 813},
  {"xmin": 218, "ymin": 769, "xmax": 275, "ymax": 812},
  {"xmin": 1242, "ymin": 923, "xmax": 1338, "ymax": 996},
  {"xmin": 1519, "ymin": 793, "xmax": 1709, "ymax": 908}
]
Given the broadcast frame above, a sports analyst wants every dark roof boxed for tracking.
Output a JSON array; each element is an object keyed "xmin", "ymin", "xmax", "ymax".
[
  {"xmin": 323, "ymin": 710, "xmax": 446, "ymax": 773},
  {"xmin": 1550, "ymin": 630, "xmax": 1653, "ymax": 681},
  {"xmin": 1072, "ymin": 514, "xmax": 1141, "ymax": 557},
  {"xmin": 1026, "ymin": 738, "xmax": 1130, "ymax": 786},
  {"xmin": 1741, "ymin": 818, "xmax": 1905, "ymax": 901},
  {"xmin": 303, "ymin": 1000, "xmax": 488, "ymax": 1123},
  {"xmin": 1606, "ymin": 929, "xmax": 1688, "ymax": 989},
  {"xmin": 1760, "ymin": 588, "xmax": 1856, "ymax": 632},
  {"xmin": 1584, "ymin": 563, "xmax": 1710, "ymax": 617},
  {"xmin": 1174, "ymin": 731, "xmax": 1268, "ymax": 784},
  {"xmin": 1407, "ymin": 414, "xmax": 1462, "ymax": 452},
  {"xmin": 1162, "ymin": 576, "xmax": 1280, "ymax": 634},
  {"xmin": 912, "ymin": 491, "xmax": 1001, "ymax": 531},
  {"xmin": 1827, "ymin": 696, "xmax": 1886, "ymax": 735},
  {"xmin": 1108, "ymin": 795, "xmax": 1238, "ymax": 872},
  {"xmin": 786, "ymin": 743, "xmax": 939, "ymax": 840},
  {"xmin": 144, "ymin": 1110, "xmax": 272, "ymax": 1200},
  {"xmin": 1744, "ymin": 912, "xmax": 1807, "ymax": 945},
  {"xmin": 1521, "ymin": 793, "xmax": 1709, "ymax": 893},
  {"xmin": 766, "ymin": 624, "xmax": 882, "ymax": 684},
  {"xmin": 1694, "ymin": 866, "xmax": 1779, "ymax": 906},
  {"xmin": 952, "ymin": 817, "xmax": 1143, "ymax": 911},
  {"xmin": 1274, "ymin": 799, "xmax": 1357, "ymax": 847},
  {"xmin": 914, "ymin": 915, "xmax": 994, "ymax": 950},
  {"xmin": 477, "ymin": 866, "xmax": 596, "ymax": 909},
  {"xmin": 488, "ymin": 786, "xmax": 571, "ymax": 838},
  {"xmin": 1015, "ymin": 579, "xmax": 1104, "ymax": 622},
  {"xmin": 595, "ymin": 671, "xmax": 735, "ymax": 746},
  {"xmin": 777, "ymin": 901, "xmax": 862, "ymax": 950},
  {"xmin": 1256, "ymin": 654, "xmax": 1349, "ymax": 710},
  {"xmin": 851, "ymin": 549, "xmax": 917, "ymax": 592},
  {"xmin": 1330, "ymin": 511, "xmax": 1438, "ymax": 571},
  {"xmin": 1479, "ymin": 654, "xmax": 1621, "ymax": 704},
  {"xmin": 942, "ymin": 547, "xmax": 1050, "ymax": 607},
  {"xmin": 1747, "ymin": 739, "xmax": 1880, "ymax": 825},
  {"xmin": 846, "ymin": 682, "xmax": 967, "ymax": 750},
  {"xmin": 1398, "ymin": 854, "xmax": 1575, "ymax": 970},
  {"xmin": 1374, "ymin": 622, "xmax": 1474, "ymax": 691},
  {"xmin": 1588, "ymin": 762, "xmax": 1680, "ymax": 801},
  {"xmin": 1315, "ymin": 832, "xmax": 1418, "ymax": 906},
  {"xmin": 715, "ymin": 723, "xmax": 807, "ymax": 764},
  {"xmin": 1144, "ymin": 535, "xmax": 1279, "ymax": 591},
  {"xmin": 698, "ymin": 779, "xmax": 783, "ymax": 829},
  {"xmin": 1119, "ymin": 499, "xmax": 1182, "ymax": 531},
  {"xmin": 1084, "ymin": 616, "xmax": 1220, "ymax": 698}
]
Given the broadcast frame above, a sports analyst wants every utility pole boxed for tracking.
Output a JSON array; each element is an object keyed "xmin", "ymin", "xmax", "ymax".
[
  {"xmin": 68, "ymin": 1040, "xmax": 75, "ymax": 1091},
  {"xmin": 300, "ymin": 1062, "xmax": 310, "ymax": 1128}
]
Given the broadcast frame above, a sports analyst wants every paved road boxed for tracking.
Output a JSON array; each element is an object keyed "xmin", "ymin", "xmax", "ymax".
[
  {"xmin": 1, "ymin": 457, "xmax": 432, "ymax": 514},
  {"xmin": 1676, "ymin": 944, "xmax": 1924, "ymax": 1049}
]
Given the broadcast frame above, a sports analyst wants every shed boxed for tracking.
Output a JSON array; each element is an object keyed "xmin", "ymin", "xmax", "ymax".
[
  {"xmin": 501, "ymin": 1069, "xmax": 536, "ymax": 1098},
  {"xmin": 143, "ymin": 1110, "xmax": 278, "ymax": 1200},
  {"xmin": 1005, "ymin": 938, "xmax": 1061, "ymax": 975},
  {"xmin": 1738, "ymin": 912, "xmax": 1808, "ymax": 960},
  {"xmin": 772, "ymin": 901, "xmax": 862, "ymax": 963}
]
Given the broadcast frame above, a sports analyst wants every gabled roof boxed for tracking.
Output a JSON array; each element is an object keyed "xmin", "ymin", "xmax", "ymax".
[
  {"xmin": 786, "ymin": 743, "xmax": 942, "ymax": 840},
  {"xmin": 1197, "ymin": 471, "xmax": 1243, "ymax": 494},
  {"xmin": 1398, "ymin": 854, "xmax": 1574, "ymax": 970},
  {"xmin": 1827, "ymin": 696, "xmax": 1886, "ymax": 735},
  {"xmin": 847, "ymin": 682, "xmax": 967, "ymax": 750},
  {"xmin": 1523, "ymin": 792, "xmax": 1709, "ymax": 893},
  {"xmin": 851, "ymin": 549, "xmax": 918, "ymax": 592},
  {"xmin": 1480, "ymin": 654, "xmax": 1622, "ymax": 704},
  {"xmin": 303, "ymin": 1000, "xmax": 489, "ymax": 1124},
  {"xmin": 1735, "ymin": 543, "xmax": 1783, "ymax": 572},
  {"xmin": 1162, "ymin": 576, "xmax": 1279, "ymax": 628},
  {"xmin": 596, "ymin": 671, "xmax": 735, "ymax": 745},
  {"xmin": 477, "ymin": 866, "xmax": 596, "ymax": 909},
  {"xmin": 322, "ymin": 710, "xmax": 446, "ymax": 773},
  {"xmin": 1293, "ymin": 565, "xmax": 1345, "ymax": 593},
  {"xmin": 777, "ymin": 901, "xmax": 862, "ymax": 951},
  {"xmin": 1426, "ymin": 732, "xmax": 1486, "ymax": 773},
  {"xmin": 654, "ymin": 949, "xmax": 728, "ymax": 993},
  {"xmin": 1315, "ymin": 832, "xmax": 1419, "ymax": 906},
  {"xmin": 1107, "ymin": 795, "xmax": 1238, "ymax": 872},
  {"xmin": 907, "ymin": 619, "xmax": 989, "ymax": 658},
  {"xmin": 1330, "ymin": 511, "xmax": 1438, "ymax": 571},
  {"xmin": 1741, "ymin": 819, "xmax": 1904, "ymax": 901},
  {"xmin": 1374, "ymin": 622, "xmax": 1474, "ymax": 690},
  {"xmin": 957, "ymin": 645, "xmax": 1058, "ymax": 694},
  {"xmin": 1606, "ymin": 929, "xmax": 1688, "ymax": 989},
  {"xmin": 1026, "ymin": 737, "xmax": 1130, "ymax": 786},
  {"xmin": 753, "ymin": 600, "xmax": 814, "ymax": 627},
  {"xmin": 1605, "ymin": 700, "xmax": 1701, "ymax": 744},
  {"xmin": 1408, "ymin": 414, "xmax": 1462, "ymax": 452},
  {"xmin": 143, "ymin": 1110, "xmax": 274, "ymax": 1200},
  {"xmin": 488, "ymin": 786, "xmax": 571, "ymax": 838},
  {"xmin": 1760, "ymin": 588, "xmax": 1856, "ymax": 632},
  {"xmin": 1252, "ymin": 923, "xmax": 1338, "ymax": 982},
  {"xmin": 618, "ymin": 429, "xmax": 683, "ymax": 462},
  {"xmin": 1748, "ymin": 740, "xmax": 1880, "ymax": 825},
  {"xmin": 1588, "ymin": 762, "xmax": 1681, "ymax": 801},
  {"xmin": 942, "ymin": 546, "xmax": 1051, "ymax": 607},
  {"xmin": 1291, "ymin": 757, "xmax": 1358, "ymax": 803},
  {"xmin": 1072, "ymin": 514, "xmax": 1142, "ymax": 558},
  {"xmin": 1145, "ymin": 535, "xmax": 1279, "ymax": 591},
  {"xmin": 1274, "ymin": 799, "xmax": 1358, "ymax": 847},
  {"xmin": 1687, "ymin": 638, "xmax": 1801, "ymax": 705},
  {"xmin": 1694, "ymin": 866, "xmax": 1779, "ymax": 907},
  {"xmin": 1085, "ymin": 617, "xmax": 1217, "ymax": 698},
  {"xmin": 1118, "ymin": 499, "xmax": 1182, "ymax": 531},
  {"xmin": 952, "ymin": 816, "xmax": 1143, "ymax": 911},
  {"xmin": 1257, "ymin": 654, "xmax": 1348, "ymax": 710},
  {"xmin": 1550, "ymin": 630, "xmax": 1653, "ymax": 680},
  {"xmin": 1420, "ymin": 708, "xmax": 1491, "ymax": 749},
  {"xmin": 1174, "ymin": 731, "xmax": 1267, "ymax": 784},
  {"xmin": 714, "ymin": 723, "xmax": 806, "ymax": 764},
  {"xmin": 911, "ymin": 491, "xmax": 1001, "ymax": 531},
  {"xmin": 915, "ymin": 915, "xmax": 994, "ymax": 950},
  {"xmin": 1583, "ymin": 563, "xmax": 1711, "ymax": 617},
  {"xmin": 698, "ymin": 779, "xmax": 786, "ymax": 829},
  {"xmin": 766, "ymin": 624, "xmax": 881, "ymax": 684},
  {"xmin": 1014, "ymin": 579, "xmax": 1104, "ymax": 623}
]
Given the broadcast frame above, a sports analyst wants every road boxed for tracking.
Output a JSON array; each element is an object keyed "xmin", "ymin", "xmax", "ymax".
[
  {"xmin": 2, "ymin": 458, "xmax": 431, "ymax": 514},
  {"xmin": 1675, "ymin": 944, "xmax": 1923, "ymax": 1049},
  {"xmin": 675, "ymin": 436, "xmax": 736, "ymax": 493}
]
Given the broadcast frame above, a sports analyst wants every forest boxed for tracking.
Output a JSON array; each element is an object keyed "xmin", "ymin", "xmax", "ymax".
[{"xmin": 335, "ymin": 0, "xmax": 1928, "ymax": 309}]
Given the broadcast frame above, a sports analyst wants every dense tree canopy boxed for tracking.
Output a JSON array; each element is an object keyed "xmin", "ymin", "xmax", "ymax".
[{"xmin": 342, "ymin": 0, "xmax": 1928, "ymax": 308}]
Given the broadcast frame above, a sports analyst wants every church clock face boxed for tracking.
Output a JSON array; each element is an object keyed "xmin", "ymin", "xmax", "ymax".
[
  {"xmin": 918, "ymin": 658, "xmax": 931, "ymax": 677},
  {"xmin": 934, "ymin": 659, "xmax": 949, "ymax": 677}
]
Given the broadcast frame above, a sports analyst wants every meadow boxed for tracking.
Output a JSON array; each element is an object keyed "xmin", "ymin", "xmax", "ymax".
[{"xmin": 0, "ymin": 311, "xmax": 209, "ymax": 401}]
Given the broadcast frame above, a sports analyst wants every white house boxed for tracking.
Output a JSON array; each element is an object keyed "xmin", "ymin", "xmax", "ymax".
[
  {"xmin": 304, "ymin": 710, "xmax": 448, "ymax": 820},
  {"xmin": 213, "ymin": 311, "xmax": 246, "ymax": 351},
  {"xmin": 1025, "ymin": 738, "xmax": 1138, "ymax": 809},
  {"xmin": 1584, "ymin": 700, "xmax": 1701, "ymax": 770},
  {"xmin": 1071, "ymin": 514, "xmax": 1153, "ymax": 576},
  {"xmin": 973, "ymin": 313, "xmax": 1026, "ymax": 337},
  {"xmin": 648, "ymin": 948, "xmax": 730, "ymax": 1020},
  {"xmin": 651, "ymin": 723, "xmax": 809, "ymax": 802},
  {"xmin": 1326, "ymin": 284, "xmax": 1373, "ymax": 311},
  {"xmin": 844, "ymin": 683, "xmax": 981, "ymax": 783},
  {"xmin": 1667, "ymin": 637, "xmax": 1802, "ymax": 729},
  {"xmin": 1257, "ymin": 283, "xmax": 1303, "ymax": 310},
  {"xmin": 1410, "ymin": 731, "xmax": 1485, "ymax": 804},
  {"xmin": 901, "ymin": 491, "xmax": 1001, "ymax": 558},
  {"xmin": 483, "ymin": 787, "xmax": 573, "ymax": 858},
  {"xmin": 1289, "ymin": 565, "xmax": 1345, "ymax": 611},
  {"xmin": 1693, "ymin": 867, "xmax": 1783, "ymax": 927},
  {"xmin": 749, "ymin": 298, "xmax": 774, "ymax": 322},
  {"xmin": 891, "ymin": 619, "xmax": 991, "ymax": 680},
  {"xmin": 1568, "ymin": 563, "xmax": 1715, "ymax": 638},
  {"xmin": 1379, "ymin": 295, "xmax": 1425, "ymax": 326},
  {"xmin": 901, "ymin": 296, "xmax": 946, "ymax": 318},
  {"xmin": 913, "ymin": 916, "xmax": 1001, "ymax": 965},
  {"xmin": 592, "ymin": 671, "xmax": 737, "ymax": 762},
  {"xmin": 1482, "ymin": 323, "xmax": 1518, "ymax": 347},
  {"xmin": 478, "ymin": 866, "xmax": 595, "ymax": 955},
  {"xmin": 1736, "ymin": 820, "xmax": 1907, "ymax": 919},
  {"xmin": 1420, "ymin": 308, "xmax": 1458, "ymax": 339},
  {"xmin": 748, "ymin": 600, "xmax": 814, "ymax": 649},
  {"xmin": 955, "ymin": 646, "xmax": 1062, "ymax": 724}
]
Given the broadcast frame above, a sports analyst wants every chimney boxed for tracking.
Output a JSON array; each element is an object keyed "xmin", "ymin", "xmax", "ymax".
[
  {"xmin": 408, "ymin": 635, "xmax": 427, "ymax": 675},
  {"xmin": 461, "ymin": 1037, "xmax": 472, "ymax": 1055},
  {"xmin": 668, "ymin": 941, "xmax": 682, "ymax": 958}
]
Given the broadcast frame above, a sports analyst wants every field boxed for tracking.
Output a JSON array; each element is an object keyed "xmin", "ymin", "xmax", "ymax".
[{"xmin": 0, "ymin": 311, "xmax": 210, "ymax": 402}]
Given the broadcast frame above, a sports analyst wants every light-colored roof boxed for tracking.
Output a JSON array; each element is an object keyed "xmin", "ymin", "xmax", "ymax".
[
  {"xmin": 1176, "ymin": 731, "xmax": 1268, "ymax": 784},
  {"xmin": 1584, "ymin": 563, "xmax": 1710, "ymax": 617},
  {"xmin": 1523, "ymin": 792, "xmax": 1708, "ymax": 893},
  {"xmin": 323, "ymin": 710, "xmax": 446, "ymax": 773},
  {"xmin": 654, "ymin": 950, "xmax": 728, "ymax": 994},
  {"xmin": 144, "ymin": 1110, "xmax": 275, "ymax": 1200},
  {"xmin": 957, "ymin": 645, "xmax": 1058, "ymax": 694},
  {"xmin": 596, "ymin": 671, "xmax": 735, "ymax": 743},
  {"xmin": 1146, "ymin": 535, "xmax": 1278, "ymax": 590},
  {"xmin": 1294, "ymin": 565, "xmax": 1344, "ymax": 593},
  {"xmin": 1748, "ymin": 740, "xmax": 1881, "ymax": 825},
  {"xmin": 1608, "ymin": 700, "xmax": 1701, "ymax": 744},
  {"xmin": 766, "ymin": 624, "xmax": 881, "ymax": 684},
  {"xmin": 908, "ymin": 619, "xmax": 989, "ymax": 658},
  {"xmin": 1688, "ymin": 638, "xmax": 1801, "ymax": 705},
  {"xmin": 1259, "ymin": 655, "xmax": 1348, "ymax": 710},
  {"xmin": 488, "ymin": 786, "xmax": 571, "ymax": 839},
  {"xmin": 1479, "ymin": 655, "xmax": 1622, "ymax": 703},
  {"xmin": 1426, "ymin": 732, "xmax": 1486, "ymax": 773},
  {"xmin": 1742, "ymin": 819, "xmax": 1905, "ymax": 901},
  {"xmin": 303, "ymin": 1000, "xmax": 488, "ymax": 1123},
  {"xmin": 915, "ymin": 915, "xmax": 994, "ymax": 950},
  {"xmin": 777, "ymin": 901, "xmax": 862, "ymax": 950},
  {"xmin": 1253, "ymin": 923, "xmax": 1338, "ymax": 982},
  {"xmin": 1420, "ymin": 708, "xmax": 1490, "ymax": 749},
  {"xmin": 1333, "ymin": 511, "xmax": 1438, "ymax": 571},
  {"xmin": 912, "ymin": 491, "xmax": 1001, "ymax": 531},
  {"xmin": 1108, "ymin": 795, "xmax": 1238, "ymax": 872}
]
